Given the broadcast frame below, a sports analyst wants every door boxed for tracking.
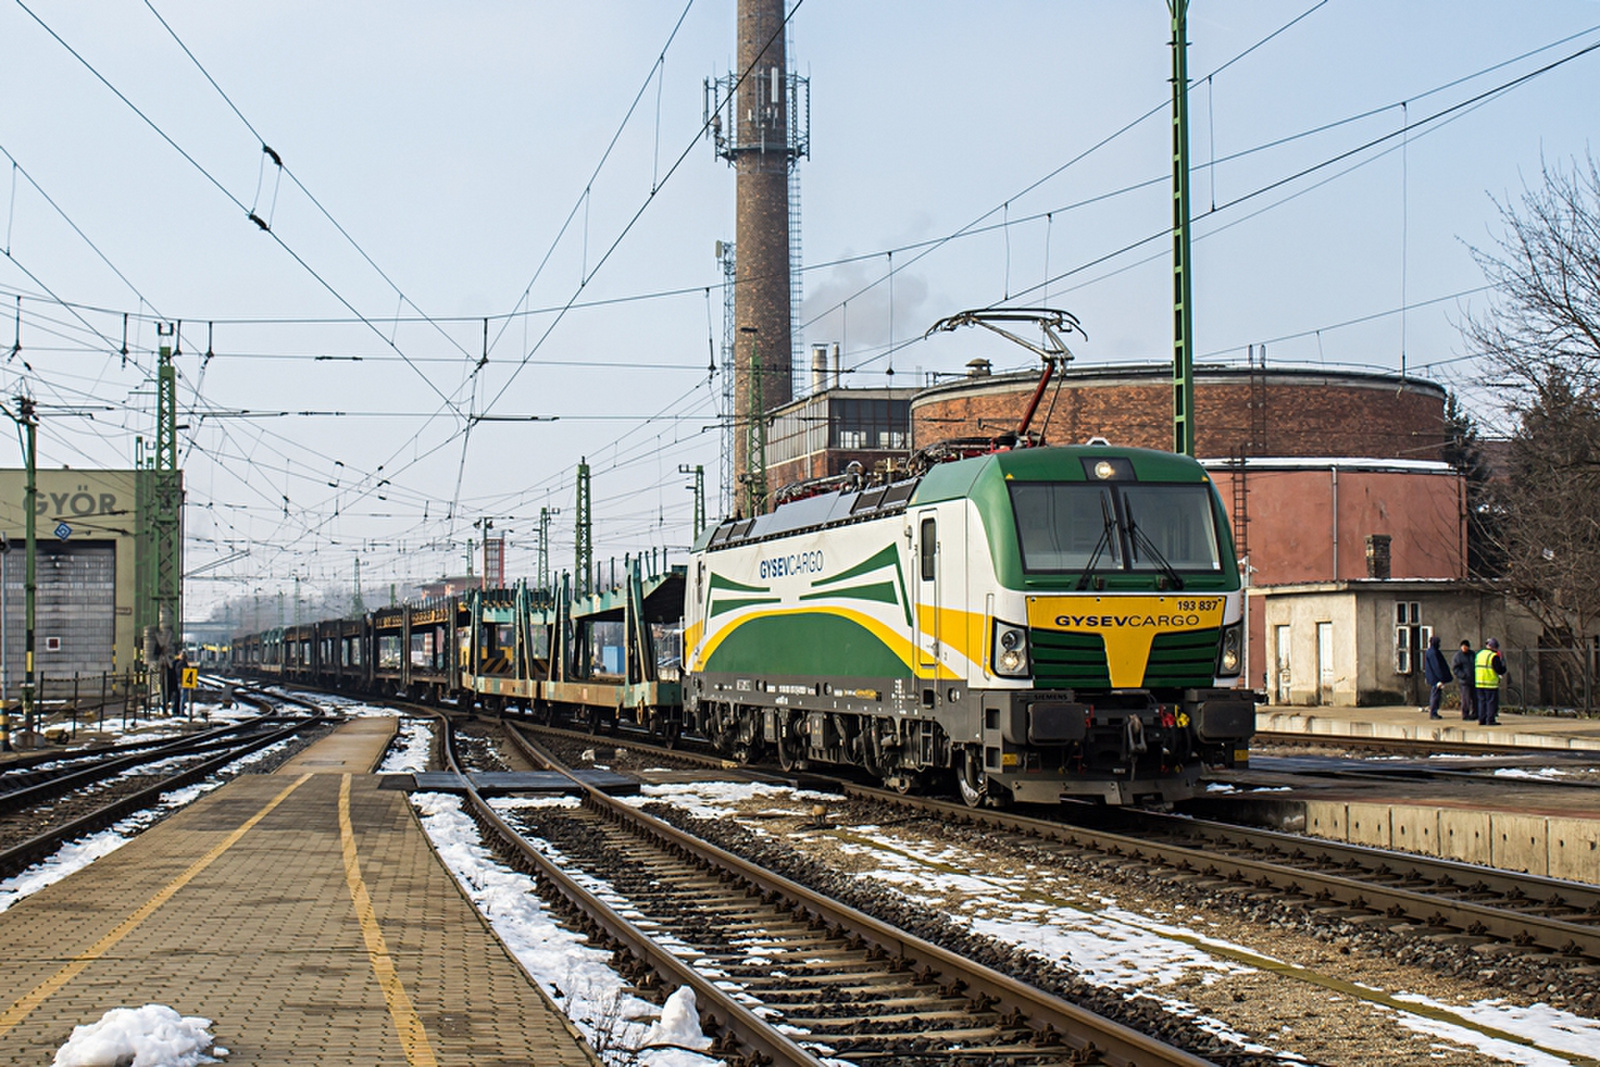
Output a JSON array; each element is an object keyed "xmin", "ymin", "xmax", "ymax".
[
  {"xmin": 1273, "ymin": 625, "xmax": 1292, "ymax": 704},
  {"xmin": 916, "ymin": 513, "xmax": 939, "ymax": 670},
  {"xmin": 1316, "ymin": 621, "xmax": 1334, "ymax": 705}
]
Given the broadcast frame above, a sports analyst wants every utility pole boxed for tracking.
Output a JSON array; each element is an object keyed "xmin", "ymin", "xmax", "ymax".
[
  {"xmin": 741, "ymin": 326, "xmax": 768, "ymax": 517},
  {"xmin": 0, "ymin": 396, "xmax": 37, "ymax": 749},
  {"xmin": 352, "ymin": 557, "xmax": 366, "ymax": 616},
  {"xmin": 574, "ymin": 459, "xmax": 592, "ymax": 597},
  {"xmin": 679, "ymin": 464, "xmax": 706, "ymax": 540},
  {"xmin": 140, "ymin": 325, "xmax": 183, "ymax": 701},
  {"xmin": 538, "ymin": 507, "xmax": 560, "ymax": 596},
  {"xmin": 1169, "ymin": 0, "xmax": 1197, "ymax": 457},
  {"xmin": 21, "ymin": 397, "xmax": 34, "ymax": 737}
]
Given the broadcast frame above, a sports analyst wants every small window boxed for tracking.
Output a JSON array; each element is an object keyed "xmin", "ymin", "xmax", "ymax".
[
  {"xmin": 1394, "ymin": 625, "xmax": 1413, "ymax": 674},
  {"xmin": 920, "ymin": 517, "xmax": 937, "ymax": 581}
]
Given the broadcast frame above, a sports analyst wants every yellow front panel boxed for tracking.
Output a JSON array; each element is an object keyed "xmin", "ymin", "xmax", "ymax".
[{"xmin": 1026, "ymin": 594, "xmax": 1226, "ymax": 688}]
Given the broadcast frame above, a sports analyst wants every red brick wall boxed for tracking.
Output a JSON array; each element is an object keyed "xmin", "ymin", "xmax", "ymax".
[{"xmin": 912, "ymin": 368, "xmax": 1448, "ymax": 461}]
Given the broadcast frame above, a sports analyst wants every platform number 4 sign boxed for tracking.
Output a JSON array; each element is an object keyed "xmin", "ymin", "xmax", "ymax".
[{"xmin": 181, "ymin": 667, "xmax": 199, "ymax": 690}]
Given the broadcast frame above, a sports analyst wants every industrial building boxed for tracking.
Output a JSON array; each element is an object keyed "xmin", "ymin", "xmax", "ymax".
[{"xmin": 0, "ymin": 467, "xmax": 175, "ymax": 705}]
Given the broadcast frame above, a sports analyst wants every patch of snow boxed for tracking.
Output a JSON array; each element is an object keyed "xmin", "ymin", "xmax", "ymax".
[
  {"xmin": 377, "ymin": 718, "xmax": 433, "ymax": 773},
  {"xmin": 52, "ymin": 1003, "xmax": 224, "ymax": 1067},
  {"xmin": 1386, "ymin": 994, "xmax": 1600, "ymax": 1067},
  {"xmin": 640, "ymin": 987, "xmax": 714, "ymax": 1051}
]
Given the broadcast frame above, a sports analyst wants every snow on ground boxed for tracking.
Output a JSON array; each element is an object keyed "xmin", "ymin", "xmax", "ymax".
[
  {"xmin": 633, "ymin": 779, "xmax": 1600, "ymax": 1067},
  {"xmin": 1491, "ymin": 766, "xmax": 1577, "ymax": 781},
  {"xmin": 51, "ymin": 1003, "xmax": 225, "ymax": 1067},
  {"xmin": 409, "ymin": 791, "xmax": 722, "ymax": 1067},
  {"xmin": 0, "ymin": 735, "xmax": 301, "ymax": 913},
  {"xmin": 376, "ymin": 716, "xmax": 431, "ymax": 773}
]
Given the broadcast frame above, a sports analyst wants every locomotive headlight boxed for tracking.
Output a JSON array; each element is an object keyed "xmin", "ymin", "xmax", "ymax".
[
  {"xmin": 992, "ymin": 621, "xmax": 1030, "ymax": 677},
  {"xmin": 1217, "ymin": 622, "xmax": 1242, "ymax": 677}
]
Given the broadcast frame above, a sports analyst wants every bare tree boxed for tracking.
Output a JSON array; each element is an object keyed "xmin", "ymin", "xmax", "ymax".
[{"xmin": 1465, "ymin": 157, "xmax": 1600, "ymax": 707}]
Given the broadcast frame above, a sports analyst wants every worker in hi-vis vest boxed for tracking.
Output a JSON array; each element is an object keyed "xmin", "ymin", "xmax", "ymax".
[{"xmin": 1474, "ymin": 638, "xmax": 1507, "ymax": 726}]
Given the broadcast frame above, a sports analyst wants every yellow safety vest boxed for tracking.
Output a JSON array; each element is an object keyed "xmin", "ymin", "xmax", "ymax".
[{"xmin": 1474, "ymin": 648, "xmax": 1501, "ymax": 689}]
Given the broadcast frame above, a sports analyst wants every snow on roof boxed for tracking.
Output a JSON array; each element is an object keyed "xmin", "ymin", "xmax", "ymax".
[{"xmin": 1199, "ymin": 456, "xmax": 1456, "ymax": 473}]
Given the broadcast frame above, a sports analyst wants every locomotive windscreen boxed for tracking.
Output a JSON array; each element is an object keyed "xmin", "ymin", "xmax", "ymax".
[{"xmin": 1009, "ymin": 482, "xmax": 1221, "ymax": 574}]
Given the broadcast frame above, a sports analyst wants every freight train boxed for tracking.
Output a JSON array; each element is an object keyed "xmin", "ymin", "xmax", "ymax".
[{"xmin": 232, "ymin": 441, "xmax": 1257, "ymax": 807}]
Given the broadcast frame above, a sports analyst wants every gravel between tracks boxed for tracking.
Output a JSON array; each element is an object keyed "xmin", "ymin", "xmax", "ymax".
[{"xmin": 637, "ymin": 783, "xmax": 1600, "ymax": 1067}]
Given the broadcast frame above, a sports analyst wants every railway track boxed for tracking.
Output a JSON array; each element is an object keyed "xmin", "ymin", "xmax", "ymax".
[
  {"xmin": 434, "ymin": 713, "xmax": 1223, "ymax": 1067},
  {"xmin": 0, "ymin": 691, "xmax": 328, "ymax": 877},
  {"xmin": 508, "ymin": 717, "xmax": 1600, "ymax": 966}
]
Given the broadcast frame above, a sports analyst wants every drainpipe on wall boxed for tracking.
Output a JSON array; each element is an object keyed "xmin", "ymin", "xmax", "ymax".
[{"xmin": 1330, "ymin": 467, "xmax": 1339, "ymax": 579}]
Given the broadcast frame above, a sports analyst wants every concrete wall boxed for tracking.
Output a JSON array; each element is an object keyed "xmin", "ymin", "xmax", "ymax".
[{"xmin": 1303, "ymin": 799, "xmax": 1599, "ymax": 884}]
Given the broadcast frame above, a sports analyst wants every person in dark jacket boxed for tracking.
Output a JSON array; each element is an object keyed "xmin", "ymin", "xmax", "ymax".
[
  {"xmin": 1451, "ymin": 640, "xmax": 1475, "ymax": 721},
  {"xmin": 1422, "ymin": 635, "xmax": 1450, "ymax": 719}
]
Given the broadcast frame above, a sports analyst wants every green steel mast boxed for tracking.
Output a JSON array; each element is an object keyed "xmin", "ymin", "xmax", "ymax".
[
  {"xmin": 574, "ymin": 460, "xmax": 592, "ymax": 597},
  {"xmin": 680, "ymin": 464, "xmax": 706, "ymax": 539},
  {"xmin": 1169, "ymin": 0, "xmax": 1196, "ymax": 457},
  {"xmin": 743, "ymin": 330, "xmax": 767, "ymax": 517}
]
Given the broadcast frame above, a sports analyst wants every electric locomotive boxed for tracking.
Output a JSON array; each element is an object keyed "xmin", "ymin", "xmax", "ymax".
[{"xmin": 683, "ymin": 441, "xmax": 1256, "ymax": 806}]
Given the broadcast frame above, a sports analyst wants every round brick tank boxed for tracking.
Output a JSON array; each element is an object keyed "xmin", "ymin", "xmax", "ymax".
[{"xmin": 910, "ymin": 363, "xmax": 1447, "ymax": 461}]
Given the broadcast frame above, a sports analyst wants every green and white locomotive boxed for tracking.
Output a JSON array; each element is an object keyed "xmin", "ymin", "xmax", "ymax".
[{"xmin": 683, "ymin": 442, "xmax": 1257, "ymax": 806}]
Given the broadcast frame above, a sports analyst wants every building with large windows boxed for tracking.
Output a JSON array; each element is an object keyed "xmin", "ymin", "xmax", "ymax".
[{"xmin": 764, "ymin": 386, "xmax": 917, "ymax": 497}]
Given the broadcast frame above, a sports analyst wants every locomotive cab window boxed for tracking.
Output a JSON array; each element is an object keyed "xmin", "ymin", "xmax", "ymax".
[
  {"xmin": 1009, "ymin": 484, "xmax": 1121, "ymax": 572},
  {"xmin": 1120, "ymin": 485, "xmax": 1222, "ymax": 571}
]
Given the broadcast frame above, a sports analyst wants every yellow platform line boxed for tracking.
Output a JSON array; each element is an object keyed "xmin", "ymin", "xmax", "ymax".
[
  {"xmin": 340, "ymin": 773, "xmax": 438, "ymax": 1067},
  {"xmin": 0, "ymin": 773, "xmax": 313, "ymax": 1041}
]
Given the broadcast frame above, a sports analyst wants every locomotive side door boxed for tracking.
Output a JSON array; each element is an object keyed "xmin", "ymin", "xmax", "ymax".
[{"xmin": 916, "ymin": 511, "xmax": 939, "ymax": 671}]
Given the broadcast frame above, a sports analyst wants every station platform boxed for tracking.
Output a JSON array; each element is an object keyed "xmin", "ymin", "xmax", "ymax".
[
  {"xmin": 1257, "ymin": 702, "xmax": 1600, "ymax": 752},
  {"xmin": 1214, "ymin": 704, "xmax": 1600, "ymax": 885},
  {"xmin": 0, "ymin": 719, "xmax": 599, "ymax": 1066}
]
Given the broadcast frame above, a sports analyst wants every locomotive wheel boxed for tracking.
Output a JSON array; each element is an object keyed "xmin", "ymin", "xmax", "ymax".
[
  {"xmin": 958, "ymin": 747, "xmax": 989, "ymax": 808},
  {"xmin": 775, "ymin": 714, "xmax": 803, "ymax": 773}
]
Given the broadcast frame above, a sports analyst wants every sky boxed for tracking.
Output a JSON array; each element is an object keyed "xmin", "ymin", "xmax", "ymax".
[{"xmin": 1, "ymin": 1, "xmax": 1596, "ymax": 621}]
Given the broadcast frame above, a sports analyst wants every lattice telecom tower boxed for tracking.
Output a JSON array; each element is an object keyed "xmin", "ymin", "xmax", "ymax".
[{"xmin": 705, "ymin": 0, "xmax": 809, "ymax": 512}]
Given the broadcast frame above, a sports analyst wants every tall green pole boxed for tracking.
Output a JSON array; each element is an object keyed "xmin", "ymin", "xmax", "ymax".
[
  {"xmin": 680, "ymin": 464, "xmax": 706, "ymax": 539},
  {"xmin": 150, "ymin": 328, "xmax": 182, "ymax": 694},
  {"xmin": 574, "ymin": 460, "xmax": 592, "ymax": 597},
  {"xmin": 538, "ymin": 506, "xmax": 559, "ymax": 596},
  {"xmin": 20, "ymin": 396, "xmax": 36, "ymax": 736},
  {"xmin": 745, "ymin": 334, "xmax": 768, "ymax": 517},
  {"xmin": 1169, "ymin": 0, "xmax": 1197, "ymax": 457}
]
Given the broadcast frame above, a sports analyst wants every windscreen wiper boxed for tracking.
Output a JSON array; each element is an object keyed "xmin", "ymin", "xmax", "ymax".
[
  {"xmin": 1124, "ymin": 504, "xmax": 1185, "ymax": 590},
  {"xmin": 1076, "ymin": 493, "xmax": 1118, "ymax": 590}
]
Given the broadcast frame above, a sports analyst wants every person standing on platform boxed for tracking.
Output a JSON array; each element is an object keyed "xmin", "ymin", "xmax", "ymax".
[
  {"xmin": 1474, "ymin": 638, "xmax": 1507, "ymax": 726},
  {"xmin": 168, "ymin": 649, "xmax": 188, "ymax": 718},
  {"xmin": 1422, "ymin": 635, "xmax": 1449, "ymax": 719},
  {"xmin": 1452, "ymin": 640, "xmax": 1476, "ymax": 721}
]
